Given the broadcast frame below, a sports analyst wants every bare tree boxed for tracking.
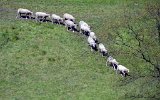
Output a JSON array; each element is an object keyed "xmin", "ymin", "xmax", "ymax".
[{"xmin": 114, "ymin": 2, "xmax": 160, "ymax": 78}]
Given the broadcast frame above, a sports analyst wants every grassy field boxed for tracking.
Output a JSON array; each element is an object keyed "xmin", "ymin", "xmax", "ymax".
[{"xmin": 0, "ymin": 0, "xmax": 160, "ymax": 100}]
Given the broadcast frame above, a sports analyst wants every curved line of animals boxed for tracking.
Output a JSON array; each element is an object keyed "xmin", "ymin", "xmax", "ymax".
[{"xmin": 17, "ymin": 8, "xmax": 130, "ymax": 77}]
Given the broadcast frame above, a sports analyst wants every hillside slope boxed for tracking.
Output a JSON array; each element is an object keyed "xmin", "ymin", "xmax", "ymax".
[{"xmin": 0, "ymin": 19, "xmax": 122, "ymax": 100}]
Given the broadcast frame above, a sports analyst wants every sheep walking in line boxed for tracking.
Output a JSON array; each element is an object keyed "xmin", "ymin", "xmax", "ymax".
[
  {"xmin": 98, "ymin": 43, "xmax": 108, "ymax": 57},
  {"xmin": 51, "ymin": 14, "xmax": 63, "ymax": 24},
  {"xmin": 79, "ymin": 21, "xmax": 91, "ymax": 36},
  {"xmin": 35, "ymin": 12, "xmax": 50, "ymax": 22},
  {"xmin": 89, "ymin": 32, "xmax": 99, "ymax": 43},
  {"xmin": 16, "ymin": 8, "xmax": 33, "ymax": 19},
  {"xmin": 16, "ymin": 8, "xmax": 130, "ymax": 77},
  {"xmin": 79, "ymin": 21, "xmax": 90, "ymax": 29},
  {"xmin": 64, "ymin": 20, "xmax": 77, "ymax": 32},
  {"xmin": 79, "ymin": 24, "xmax": 91, "ymax": 36},
  {"xmin": 117, "ymin": 65, "xmax": 129, "ymax": 77},
  {"xmin": 87, "ymin": 36, "xmax": 98, "ymax": 52},
  {"xmin": 63, "ymin": 13, "xmax": 75, "ymax": 22},
  {"xmin": 107, "ymin": 56, "xmax": 119, "ymax": 70}
]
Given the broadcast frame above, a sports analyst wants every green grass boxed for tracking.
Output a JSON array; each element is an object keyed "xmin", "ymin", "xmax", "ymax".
[
  {"xmin": 0, "ymin": 20, "xmax": 119, "ymax": 100},
  {"xmin": 0, "ymin": 0, "xmax": 160, "ymax": 100}
]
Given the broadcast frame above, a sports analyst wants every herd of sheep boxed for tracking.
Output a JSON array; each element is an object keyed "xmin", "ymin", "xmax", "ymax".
[{"xmin": 16, "ymin": 8, "xmax": 130, "ymax": 77}]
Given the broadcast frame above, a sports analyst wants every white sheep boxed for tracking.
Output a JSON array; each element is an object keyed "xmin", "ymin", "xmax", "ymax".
[
  {"xmin": 80, "ymin": 24, "xmax": 91, "ymax": 36},
  {"xmin": 87, "ymin": 36, "xmax": 98, "ymax": 51},
  {"xmin": 106, "ymin": 56, "xmax": 119, "ymax": 70},
  {"xmin": 79, "ymin": 21, "xmax": 90, "ymax": 28},
  {"xmin": 89, "ymin": 32, "xmax": 98, "ymax": 43},
  {"xmin": 63, "ymin": 13, "xmax": 75, "ymax": 22},
  {"xmin": 98, "ymin": 43, "xmax": 108, "ymax": 57},
  {"xmin": 51, "ymin": 14, "xmax": 63, "ymax": 24},
  {"xmin": 35, "ymin": 12, "xmax": 50, "ymax": 22},
  {"xmin": 64, "ymin": 20, "xmax": 77, "ymax": 32},
  {"xmin": 89, "ymin": 31, "xmax": 95, "ymax": 37},
  {"xmin": 117, "ymin": 65, "xmax": 129, "ymax": 77},
  {"xmin": 16, "ymin": 8, "xmax": 33, "ymax": 19}
]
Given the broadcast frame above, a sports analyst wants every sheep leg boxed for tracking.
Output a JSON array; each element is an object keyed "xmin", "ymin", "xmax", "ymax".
[
  {"xmin": 65, "ymin": 24, "xmax": 67, "ymax": 27},
  {"xmin": 41, "ymin": 17, "xmax": 44, "ymax": 22},
  {"xmin": 81, "ymin": 29, "xmax": 83, "ymax": 34},
  {"xmin": 72, "ymin": 26, "xmax": 75, "ymax": 33},
  {"xmin": 58, "ymin": 19, "xmax": 60, "ymax": 24},
  {"xmin": 58, "ymin": 20, "xmax": 60, "ymax": 24},
  {"xmin": 16, "ymin": 12, "xmax": 20, "ymax": 19},
  {"xmin": 91, "ymin": 47, "xmax": 93, "ymax": 52},
  {"xmin": 102, "ymin": 51, "xmax": 105, "ymax": 57},
  {"xmin": 52, "ymin": 19, "xmax": 54, "ymax": 24},
  {"xmin": 125, "ymin": 72, "xmax": 130, "ymax": 77},
  {"xmin": 85, "ymin": 31, "xmax": 89, "ymax": 36},
  {"xmin": 56, "ymin": 20, "xmax": 59, "ymax": 24},
  {"xmin": 80, "ymin": 29, "xmax": 82, "ymax": 34},
  {"xmin": 81, "ymin": 29, "xmax": 85, "ymax": 34},
  {"xmin": 121, "ymin": 71, "xmax": 125, "ymax": 77},
  {"xmin": 67, "ymin": 27, "xmax": 69, "ymax": 31},
  {"xmin": 27, "ymin": 13, "xmax": 30, "ymax": 19},
  {"xmin": 25, "ymin": 14, "xmax": 28, "ymax": 19},
  {"xmin": 124, "ymin": 71, "xmax": 129, "ymax": 77},
  {"xmin": 103, "ymin": 51, "xmax": 108, "ymax": 57},
  {"xmin": 19, "ymin": 13, "xmax": 22, "ymax": 18},
  {"xmin": 28, "ymin": 15, "xmax": 31, "ymax": 19},
  {"xmin": 94, "ymin": 45, "xmax": 98, "ymax": 51},
  {"xmin": 35, "ymin": 16, "xmax": 38, "ymax": 22},
  {"xmin": 38, "ymin": 17, "xmax": 41, "ymax": 22},
  {"xmin": 100, "ymin": 51, "xmax": 102, "ymax": 56},
  {"xmin": 29, "ymin": 14, "xmax": 32, "ymax": 19},
  {"xmin": 112, "ymin": 63, "xmax": 115, "ymax": 70},
  {"xmin": 88, "ymin": 44, "xmax": 93, "ymax": 52},
  {"xmin": 44, "ymin": 16, "xmax": 48, "ymax": 22},
  {"xmin": 91, "ymin": 45, "xmax": 96, "ymax": 52},
  {"xmin": 71, "ymin": 27, "xmax": 74, "ymax": 32},
  {"xmin": 36, "ymin": 16, "xmax": 41, "ymax": 22},
  {"xmin": 54, "ymin": 19, "xmax": 58, "ymax": 24},
  {"xmin": 114, "ymin": 64, "xmax": 118, "ymax": 70},
  {"xmin": 72, "ymin": 29, "xmax": 75, "ymax": 33},
  {"xmin": 45, "ymin": 17, "xmax": 47, "ymax": 23}
]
